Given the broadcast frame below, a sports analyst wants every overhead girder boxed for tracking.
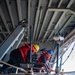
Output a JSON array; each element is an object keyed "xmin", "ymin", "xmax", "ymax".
[
  {"xmin": 42, "ymin": 0, "xmax": 64, "ymax": 42},
  {"xmin": 33, "ymin": 0, "xmax": 42, "ymax": 40},
  {"xmin": 16, "ymin": 0, "xmax": 22, "ymax": 21},
  {"xmin": 6, "ymin": 0, "xmax": 15, "ymax": 29},
  {"xmin": 38, "ymin": 8, "xmax": 75, "ymax": 42},
  {"xmin": 0, "ymin": 7, "xmax": 10, "ymax": 34}
]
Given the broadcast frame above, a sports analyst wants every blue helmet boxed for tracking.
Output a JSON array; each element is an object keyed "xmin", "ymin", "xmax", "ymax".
[
  {"xmin": 43, "ymin": 48, "xmax": 47, "ymax": 50},
  {"xmin": 41, "ymin": 48, "xmax": 47, "ymax": 51},
  {"xmin": 47, "ymin": 50, "xmax": 53, "ymax": 54}
]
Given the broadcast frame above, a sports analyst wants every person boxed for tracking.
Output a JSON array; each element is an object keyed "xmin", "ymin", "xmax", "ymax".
[
  {"xmin": 33, "ymin": 49, "xmax": 54, "ymax": 72},
  {"xmin": 32, "ymin": 48, "xmax": 47, "ymax": 63},
  {"xmin": 0, "ymin": 43, "xmax": 39, "ymax": 73},
  {"xmin": 37, "ymin": 48, "xmax": 47, "ymax": 60},
  {"xmin": 32, "ymin": 52, "xmax": 38, "ymax": 63},
  {"xmin": 40, "ymin": 48, "xmax": 47, "ymax": 54}
]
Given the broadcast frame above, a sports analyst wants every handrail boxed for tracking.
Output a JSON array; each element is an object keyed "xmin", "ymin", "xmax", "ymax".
[
  {"xmin": 0, "ymin": 60, "xmax": 53, "ymax": 75},
  {"xmin": 0, "ymin": 60, "xmax": 27, "ymax": 74}
]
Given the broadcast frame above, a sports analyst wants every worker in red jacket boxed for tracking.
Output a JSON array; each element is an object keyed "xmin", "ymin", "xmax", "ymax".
[
  {"xmin": 34, "ymin": 50, "xmax": 54, "ymax": 72},
  {"xmin": 18, "ymin": 43, "xmax": 39, "ymax": 62},
  {"xmin": 0, "ymin": 43, "xmax": 39, "ymax": 73},
  {"xmin": 38, "ymin": 50, "xmax": 52, "ymax": 64}
]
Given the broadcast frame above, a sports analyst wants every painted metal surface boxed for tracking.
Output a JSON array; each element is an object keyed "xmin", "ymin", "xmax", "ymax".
[{"xmin": 0, "ymin": 25, "xmax": 24, "ymax": 60}]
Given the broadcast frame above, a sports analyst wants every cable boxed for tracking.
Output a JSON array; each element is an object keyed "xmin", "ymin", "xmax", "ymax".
[
  {"xmin": 62, "ymin": 43, "xmax": 75, "ymax": 65},
  {"xmin": 53, "ymin": 44, "xmax": 71, "ymax": 64},
  {"xmin": 59, "ymin": 44, "xmax": 71, "ymax": 59}
]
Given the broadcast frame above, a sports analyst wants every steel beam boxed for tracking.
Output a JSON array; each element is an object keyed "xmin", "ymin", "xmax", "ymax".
[
  {"xmin": 42, "ymin": 0, "xmax": 64, "ymax": 42},
  {"xmin": 33, "ymin": 0, "xmax": 42, "ymax": 40},
  {"xmin": 48, "ymin": 0, "xmax": 53, "ymax": 7},
  {"xmin": 38, "ymin": 10, "xmax": 49, "ymax": 40},
  {"xmin": 60, "ymin": 15, "xmax": 74, "ymax": 34},
  {"xmin": 16, "ymin": 0, "xmax": 22, "ymax": 21},
  {"xmin": 38, "ymin": 0, "xmax": 53, "ymax": 41},
  {"xmin": 67, "ymin": 0, "xmax": 75, "ymax": 8},
  {"xmin": 0, "ymin": 7, "xmax": 10, "ymax": 33},
  {"xmin": 28, "ymin": 0, "xmax": 31, "ymax": 42},
  {"xmin": 46, "ymin": 11, "xmax": 67, "ymax": 42},
  {"xmin": 38, "ymin": 8, "xmax": 75, "ymax": 42},
  {"xmin": 58, "ymin": 0, "xmax": 63, "ymax": 7},
  {"xmin": 3, "ymin": 33, "xmax": 24, "ymax": 61},
  {"xmin": 46, "ymin": 0, "xmax": 75, "ymax": 42},
  {"xmin": 13, "ymin": 33, "xmax": 24, "ymax": 49},
  {"xmin": 42, "ymin": 11, "xmax": 58, "ymax": 42},
  {"xmin": 47, "ymin": 9, "xmax": 75, "ymax": 15},
  {"xmin": 65, "ymin": 28, "xmax": 75, "ymax": 41},
  {"xmin": 0, "ymin": 25, "xmax": 24, "ymax": 60},
  {"xmin": 35, "ymin": 6, "xmax": 42, "ymax": 40},
  {"xmin": 6, "ymin": 0, "xmax": 15, "ymax": 29},
  {"xmin": 61, "ymin": 34, "xmax": 75, "ymax": 49}
]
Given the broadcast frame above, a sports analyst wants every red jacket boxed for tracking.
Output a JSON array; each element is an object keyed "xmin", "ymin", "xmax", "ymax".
[
  {"xmin": 18, "ymin": 44, "xmax": 35, "ymax": 62},
  {"xmin": 38, "ymin": 53, "xmax": 51, "ymax": 63}
]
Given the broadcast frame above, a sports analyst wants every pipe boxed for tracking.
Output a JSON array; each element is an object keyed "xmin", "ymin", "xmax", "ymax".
[{"xmin": 30, "ymin": 26, "xmax": 33, "ymax": 63}]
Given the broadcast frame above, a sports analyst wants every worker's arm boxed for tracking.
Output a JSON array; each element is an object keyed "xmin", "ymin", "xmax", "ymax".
[
  {"xmin": 48, "ymin": 68, "xmax": 55, "ymax": 72},
  {"xmin": 45, "ymin": 60, "xmax": 55, "ymax": 72},
  {"xmin": 41, "ymin": 56, "xmax": 47, "ymax": 63}
]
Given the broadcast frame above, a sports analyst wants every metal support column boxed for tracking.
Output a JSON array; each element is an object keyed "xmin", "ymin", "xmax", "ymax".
[
  {"xmin": 56, "ymin": 42, "xmax": 60, "ymax": 68},
  {"xmin": 60, "ymin": 55, "xmax": 62, "ymax": 71},
  {"xmin": 27, "ymin": 26, "xmax": 33, "ymax": 73},
  {"xmin": 30, "ymin": 26, "xmax": 33, "ymax": 63},
  {"xmin": 53, "ymin": 35, "xmax": 64, "ymax": 75},
  {"xmin": 55, "ymin": 41, "xmax": 60, "ymax": 75}
]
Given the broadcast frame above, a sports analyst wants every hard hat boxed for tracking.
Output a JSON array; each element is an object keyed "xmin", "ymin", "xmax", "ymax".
[
  {"xmin": 47, "ymin": 50, "xmax": 53, "ymax": 54},
  {"xmin": 43, "ymin": 48, "xmax": 47, "ymax": 50},
  {"xmin": 33, "ymin": 44, "xmax": 39, "ymax": 52}
]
